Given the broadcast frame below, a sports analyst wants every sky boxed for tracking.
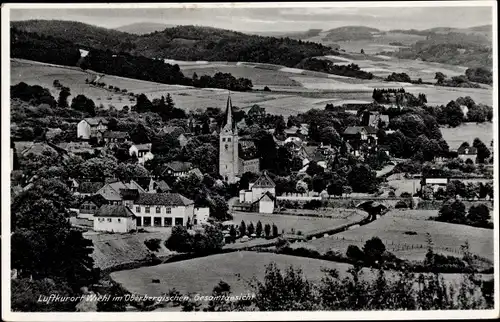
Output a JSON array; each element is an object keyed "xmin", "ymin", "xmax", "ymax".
[{"xmin": 9, "ymin": 5, "xmax": 494, "ymax": 32}]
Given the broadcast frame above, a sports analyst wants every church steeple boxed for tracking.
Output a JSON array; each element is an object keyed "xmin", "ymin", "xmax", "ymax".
[{"xmin": 222, "ymin": 92, "xmax": 236, "ymax": 133}]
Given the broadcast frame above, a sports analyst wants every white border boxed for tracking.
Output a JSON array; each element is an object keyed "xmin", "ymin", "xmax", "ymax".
[{"xmin": 1, "ymin": 1, "xmax": 499, "ymax": 321}]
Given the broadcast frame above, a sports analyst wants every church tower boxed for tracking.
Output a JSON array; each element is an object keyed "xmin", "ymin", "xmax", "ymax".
[{"xmin": 219, "ymin": 94, "xmax": 239, "ymax": 183}]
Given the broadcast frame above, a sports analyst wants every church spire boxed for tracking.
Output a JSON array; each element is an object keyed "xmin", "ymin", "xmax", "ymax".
[{"xmin": 224, "ymin": 92, "xmax": 235, "ymax": 132}]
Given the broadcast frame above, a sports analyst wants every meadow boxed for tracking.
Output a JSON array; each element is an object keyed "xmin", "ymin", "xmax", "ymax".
[
  {"xmin": 110, "ymin": 251, "xmax": 492, "ymax": 297},
  {"xmin": 231, "ymin": 210, "xmax": 366, "ymax": 236},
  {"xmin": 440, "ymin": 123, "xmax": 494, "ymax": 150},
  {"xmin": 302, "ymin": 210, "xmax": 494, "ymax": 261}
]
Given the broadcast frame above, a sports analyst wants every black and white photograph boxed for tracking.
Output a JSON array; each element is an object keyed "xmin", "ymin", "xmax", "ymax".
[{"xmin": 1, "ymin": 2, "xmax": 498, "ymax": 320}]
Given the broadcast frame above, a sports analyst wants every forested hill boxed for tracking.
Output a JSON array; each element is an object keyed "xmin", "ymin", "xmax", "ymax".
[
  {"xmin": 11, "ymin": 20, "xmax": 136, "ymax": 51},
  {"xmin": 11, "ymin": 20, "xmax": 335, "ymax": 67}
]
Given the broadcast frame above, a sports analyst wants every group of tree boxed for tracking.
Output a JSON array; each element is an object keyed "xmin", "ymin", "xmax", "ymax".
[
  {"xmin": 437, "ymin": 198, "xmax": 492, "ymax": 228},
  {"xmin": 236, "ymin": 221, "xmax": 279, "ymax": 239},
  {"xmin": 434, "ymin": 72, "xmax": 482, "ymax": 88},
  {"xmin": 385, "ymin": 72, "xmax": 428, "ymax": 85},
  {"xmin": 296, "ymin": 58, "xmax": 374, "ymax": 79},
  {"xmin": 165, "ymin": 224, "xmax": 224, "ymax": 255}
]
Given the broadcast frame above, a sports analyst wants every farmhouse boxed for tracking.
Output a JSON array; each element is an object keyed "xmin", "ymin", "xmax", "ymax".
[
  {"xmin": 131, "ymin": 193, "xmax": 196, "ymax": 228},
  {"xmin": 129, "ymin": 143, "xmax": 154, "ymax": 165},
  {"xmin": 457, "ymin": 145, "xmax": 477, "ymax": 163},
  {"xmin": 361, "ymin": 111, "xmax": 389, "ymax": 128},
  {"xmin": 96, "ymin": 179, "xmax": 146, "ymax": 204},
  {"xmin": 161, "ymin": 161, "xmax": 194, "ymax": 178},
  {"xmin": 93, "ymin": 205, "xmax": 137, "ymax": 233},
  {"xmin": 238, "ymin": 171, "xmax": 277, "ymax": 213},
  {"xmin": 342, "ymin": 126, "xmax": 378, "ymax": 156},
  {"xmin": 77, "ymin": 117, "xmax": 109, "ymax": 140}
]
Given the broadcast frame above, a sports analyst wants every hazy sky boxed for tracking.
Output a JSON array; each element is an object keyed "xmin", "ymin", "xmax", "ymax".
[{"xmin": 10, "ymin": 5, "xmax": 493, "ymax": 32}]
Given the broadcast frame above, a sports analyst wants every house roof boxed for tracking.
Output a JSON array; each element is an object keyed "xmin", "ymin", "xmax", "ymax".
[
  {"xmin": 79, "ymin": 182, "xmax": 105, "ymax": 194},
  {"xmin": 134, "ymin": 193, "xmax": 194, "ymax": 206},
  {"xmin": 13, "ymin": 141, "xmax": 58, "ymax": 157},
  {"xmin": 133, "ymin": 144, "xmax": 152, "ymax": 152},
  {"xmin": 343, "ymin": 126, "xmax": 367, "ymax": 135},
  {"xmin": 162, "ymin": 161, "xmax": 193, "ymax": 173},
  {"xmin": 457, "ymin": 145, "xmax": 477, "ymax": 155},
  {"xmin": 188, "ymin": 168, "xmax": 204, "ymax": 179},
  {"xmin": 94, "ymin": 205, "xmax": 135, "ymax": 218},
  {"xmin": 119, "ymin": 188, "xmax": 140, "ymax": 200},
  {"xmin": 364, "ymin": 126, "xmax": 378, "ymax": 134},
  {"xmin": 83, "ymin": 117, "xmax": 108, "ymax": 126},
  {"xmin": 103, "ymin": 131, "xmax": 128, "ymax": 139},
  {"xmin": 254, "ymin": 191, "xmax": 276, "ymax": 203},
  {"xmin": 252, "ymin": 171, "xmax": 276, "ymax": 188},
  {"xmin": 162, "ymin": 126, "xmax": 185, "ymax": 137},
  {"xmin": 128, "ymin": 177, "xmax": 153, "ymax": 191},
  {"xmin": 154, "ymin": 180, "xmax": 171, "ymax": 192}
]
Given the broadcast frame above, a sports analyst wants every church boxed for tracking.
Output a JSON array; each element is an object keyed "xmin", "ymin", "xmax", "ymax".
[{"xmin": 219, "ymin": 95, "xmax": 260, "ymax": 183}]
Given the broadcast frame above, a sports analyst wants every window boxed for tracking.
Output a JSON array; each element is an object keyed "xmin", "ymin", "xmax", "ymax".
[
  {"xmin": 175, "ymin": 218, "xmax": 184, "ymax": 226},
  {"xmin": 222, "ymin": 138, "xmax": 226, "ymax": 142},
  {"xmin": 154, "ymin": 217, "xmax": 162, "ymax": 227},
  {"xmin": 117, "ymin": 218, "xmax": 121, "ymax": 223},
  {"xmin": 143, "ymin": 217, "xmax": 152, "ymax": 227},
  {"xmin": 136, "ymin": 216, "xmax": 142, "ymax": 226},
  {"xmin": 166, "ymin": 207, "xmax": 171, "ymax": 214},
  {"xmin": 107, "ymin": 218, "xmax": 112, "ymax": 222},
  {"xmin": 145, "ymin": 206, "xmax": 150, "ymax": 214},
  {"xmin": 136, "ymin": 206, "xmax": 141, "ymax": 213},
  {"xmin": 164, "ymin": 218, "xmax": 172, "ymax": 226},
  {"xmin": 227, "ymin": 138, "xmax": 231, "ymax": 142},
  {"xmin": 225, "ymin": 144, "xmax": 229, "ymax": 150},
  {"xmin": 156, "ymin": 206, "xmax": 161, "ymax": 214}
]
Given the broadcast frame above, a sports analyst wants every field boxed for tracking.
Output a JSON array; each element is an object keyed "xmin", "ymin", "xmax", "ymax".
[
  {"xmin": 301, "ymin": 210, "xmax": 494, "ymax": 261},
  {"xmin": 440, "ymin": 123, "xmax": 494, "ymax": 150},
  {"xmin": 110, "ymin": 251, "xmax": 492, "ymax": 297},
  {"xmin": 231, "ymin": 210, "xmax": 366, "ymax": 236},
  {"xmin": 11, "ymin": 54, "xmax": 493, "ymax": 118},
  {"xmin": 85, "ymin": 231, "xmax": 173, "ymax": 270}
]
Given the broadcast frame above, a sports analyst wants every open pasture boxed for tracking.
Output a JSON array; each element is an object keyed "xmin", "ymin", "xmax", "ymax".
[
  {"xmin": 110, "ymin": 251, "xmax": 492, "ymax": 297},
  {"xmin": 231, "ymin": 210, "xmax": 365, "ymax": 236},
  {"xmin": 303, "ymin": 211, "xmax": 494, "ymax": 261},
  {"xmin": 440, "ymin": 123, "xmax": 494, "ymax": 150}
]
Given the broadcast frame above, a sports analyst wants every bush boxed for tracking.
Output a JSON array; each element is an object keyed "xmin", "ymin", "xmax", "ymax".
[
  {"xmin": 303, "ymin": 199, "xmax": 322, "ymax": 210},
  {"xmin": 395, "ymin": 200, "xmax": 409, "ymax": 209},
  {"xmin": 363, "ymin": 237, "xmax": 386, "ymax": 264},
  {"xmin": 165, "ymin": 225, "xmax": 193, "ymax": 253},
  {"xmin": 144, "ymin": 238, "xmax": 162, "ymax": 252},
  {"xmin": 346, "ymin": 245, "xmax": 364, "ymax": 262}
]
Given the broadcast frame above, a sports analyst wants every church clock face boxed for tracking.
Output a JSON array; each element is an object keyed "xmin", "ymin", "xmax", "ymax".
[{"xmin": 225, "ymin": 144, "xmax": 229, "ymax": 150}]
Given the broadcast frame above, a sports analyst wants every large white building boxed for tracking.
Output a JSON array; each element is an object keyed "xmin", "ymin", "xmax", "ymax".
[
  {"xmin": 131, "ymin": 193, "xmax": 196, "ymax": 228},
  {"xmin": 129, "ymin": 143, "xmax": 154, "ymax": 165},
  {"xmin": 77, "ymin": 118, "xmax": 109, "ymax": 140},
  {"xmin": 93, "ymin": 205, "xmax": 137, "ymax": 233}
]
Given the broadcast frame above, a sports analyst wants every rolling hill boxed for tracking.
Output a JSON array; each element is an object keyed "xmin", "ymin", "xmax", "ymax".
[
  {"xmin": 115, "ymin": 22, "xmax": 176, "ymax": 35},
  {"xmin": 323, "ymin": 26, "xmax": 380, "ymax": 42},
  {"xmin": 11, "ymin": 21, "xmax": 335, "ymax": 68}
]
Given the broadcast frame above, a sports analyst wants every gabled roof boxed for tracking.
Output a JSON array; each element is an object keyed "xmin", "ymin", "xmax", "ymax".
[
  {"xmin": 162, "ymin": 161, "xmax": 193, "ymax": 173},
  {"xmin": 128, "ymin": 177, "xmax": 153, "ymax": 191},
  {"xmin": 83, "ymin": 117, "xmax": 109, "ymax": 126},
  {"xmin": 94, "ymin": 205, "xmax": 135, "ymax": 218},
  {"xmin": 343, "ymin": 126, "xmax": 367, "ymax": 135},
  {"xmin": 364, "ymin": 126, "xmax": 378, "ymax": 135},
  {"xmin": 252, "ymin": 171, "xmax": 276, "ymax": 188},
  {"xmin": 79, "ymin": 181, "xmax": 105, "ymax": 194},
  {"xmin": 154, "ymin": 180, "xmax": 171, "ymax": 192},
  {"xmin": 254, "ymin": 191, "xmax": 276, "ymax": 204},
  {"xmin": 162, "ymin": 125, "xmax": 185, "ymax": 137},
  {"xmin": 134, "ymin": 193, "xmax": 194, "ymax": 206},
  {"xmin": 84, "ymin": 117, "xmax": 109, "ymax": 126},
  {"xmin": 132, "ymin": 143, "xmax": 152, "ymax": 152},
  {"xmin": 103, "ymin": 131, "xmax": 129, "ymax": 139}
]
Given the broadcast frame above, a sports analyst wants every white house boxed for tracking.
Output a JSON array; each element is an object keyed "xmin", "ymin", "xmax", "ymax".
[
  {"xmin": 257, "ymin": 191, "xmax": 276, "ymax": 214},
  {"xmin": 77, "ymin": 117, "xmax": 109, "ymax": 140},
  {"xmin": 129, "ymin": 144, "xmax": 154, "ymax": 164},
  {"xmin": 238, "ymin": 171, "xmax": 276, "ymax": 213},
  {"xmin": 160, "ymin": 161, "xmax": 193, "ymax": 177},
  {"xmin": 457, "ymin": 145, "xmax": 478, "ymax": 163},
  {"xmin": 131, "ymin": 193, "xmax": 195, "ymax": 228},
  {"xmin": 93, "ymin": 205, "xmax": 137, "ymax": 233}
]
